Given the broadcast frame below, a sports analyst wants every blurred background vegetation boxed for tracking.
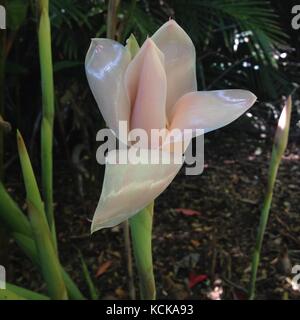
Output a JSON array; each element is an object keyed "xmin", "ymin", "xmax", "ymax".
[{"xmin": 2, "ymin": 0, "xmax": 299, "ymax": 183}]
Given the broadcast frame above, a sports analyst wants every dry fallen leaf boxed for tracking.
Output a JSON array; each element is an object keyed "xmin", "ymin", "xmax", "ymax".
[
  {"xmin": 95, "ymin": 260, "xmax": 112, "ymax": 278},
  {"xmin": 175, "ymin": 208, "xmax": 202, "ymax": 217}
]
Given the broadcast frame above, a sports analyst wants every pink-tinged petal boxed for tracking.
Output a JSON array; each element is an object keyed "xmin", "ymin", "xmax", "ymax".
[
  {"xmin": 274, "ymin": 96, "xmax": 292, "ymax": 156},
  {"xmin": 161, "ymin": 128, "xmax": 192, "ymax": 154},
  {"xmin": 91, "ymin": 148, "xmax": 183, "ymax": 232},
  {"xmin": 169, "ymin": 90, "xmax": 257, "ymax": 134},
  {"xmin": 152, "ymin": 20, "xmax": 197, "ymax": 119},
  {"xmin": 125, "ymin": 38, "xmax": 164, "ymax": 106},
  {"xmin": 85, "ymin": 39, "xmax": 131, "ymax": 136},
  {"xmin": 125, "ymin": 39, "xmax": 167, "ymax": 136}
]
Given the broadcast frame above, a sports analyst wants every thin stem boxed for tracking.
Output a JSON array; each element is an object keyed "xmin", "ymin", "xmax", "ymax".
[
  {"xmin": 106, "ymin": 0, "xmax": 120, "ymax": 39},
  {"xmin": 130, "ymin": 203, "xmax": 156, "ymax": 300},
  {"xmin": 37, "ymin": 0, "xmax": 56, "ymax": 249},
  {"xmin": 123, "ymin": 220, "xmax": 136, "ymax": 300},
  {"xmin": 248, "ymin": 150, "xmax": 279, "ymax": 299},
  {"xmin": 248, "ymin": 97, "xmax": 292, "ymax": 299}
]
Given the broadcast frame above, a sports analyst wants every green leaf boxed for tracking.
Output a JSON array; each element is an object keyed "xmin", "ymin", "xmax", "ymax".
[
  {"xmin": 16, "ymin": 130, "xmax": 67, "ymax": 300},
  {"xmin": 61, "ymin": 268, "xmax": 86, "ymax": 300},
  {"xmin": 27, "ymin": 200, "xmax": 68, "ymax": 300},
  {"xmin": 16, "ymin": 130, "xmax": 46, "ymax": 223},
  {"xmin": 13, "ymin": 232, "xmax": 39, "ymax": 265},
  {"xmin": 0, "ymin": 288, "xmax": 26, "ymax": 300},
  {"xmin": 13, "ymin": 232, "xmax": 85, "ymax": 300},
  {"xmin": 79, "ymin": 252, "xmax": 99, "ymax": 300},
  {"xmin": 0, "ymin": 183, "xmax": 31, "ymax": 237},
  {"xmin": 126, "ymin": 34, "xmax": 140, "ymax": 59},
  {"xmin": 6, "ymin": 283, "xmax": 50, "ymax": 300}
]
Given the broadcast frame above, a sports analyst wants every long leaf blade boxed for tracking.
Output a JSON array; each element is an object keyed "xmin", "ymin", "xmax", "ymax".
[
  {"xmin": 0, "ymin": 183, "xmax": 31, "ymax": 237},
  {"xmin": 6, "ymin": 283, "xmax": 50, "ymax": 300},
  {"xmin": 16, "ymin": 130, "xmax": 67, "ymax": 300},
  {"xmin": 27, "ymin": 200, "xmax": 67, "ymax": 300}
]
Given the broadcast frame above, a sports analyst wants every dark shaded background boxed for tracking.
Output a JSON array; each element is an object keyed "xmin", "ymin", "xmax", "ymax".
[{"xmin": 1, "ymin": 0, "xmax": 299, "ymax": 299}]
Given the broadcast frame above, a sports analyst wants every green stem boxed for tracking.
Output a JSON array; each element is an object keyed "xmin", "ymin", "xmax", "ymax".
[
  {"xmin": 130, "ymin": 203, "xmax": 156, "ymax": 300},
  {"xmin": 248, "ymin": 97, "xmax": 292, "ymax": 299},
  {"xmin": 248, "ymin": 150, "xmax": 279, "ymax": 299},
  {"xmin": 37, "ymin": 0, "xmax": 56, "ymax": 248},
  {"xmin": 123, "ymin": 220, "xmax": 136, "ymax": 299}
]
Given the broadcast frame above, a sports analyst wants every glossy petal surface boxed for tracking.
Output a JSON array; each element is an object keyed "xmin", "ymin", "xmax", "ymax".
[
  {"xmin": 91, "ymin": 148, "xmax": 183, "ymax": 232},
  {"xmin": 85, "ymin": 39, "xmax": 131, "ymax": 136},
  {"xmin": 170, "ymin": 90, "xmax": 257, "ymax": 134},
  {"xmin": 152, "ymin": 20, "xmax": 197, "ymax": 120},
  {"xmin": 125, "ymin": 39, "xmax": 167, "ymax": 137}
]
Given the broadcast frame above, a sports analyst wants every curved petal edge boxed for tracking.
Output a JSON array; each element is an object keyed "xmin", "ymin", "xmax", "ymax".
[
  {"xmin": 152, "ymin": 20, "xmax": 197, "ymax": 120},
  {"xmin": 91, "ymin": 148, "xmax": 183, "ymax": 233},
  {"xmin": 170, "ymin": 89, "xmax": 257, "ymax": 134},
  {"xmin": 85, "ymin": 38, "xmax": 131, "ymax": 137}
]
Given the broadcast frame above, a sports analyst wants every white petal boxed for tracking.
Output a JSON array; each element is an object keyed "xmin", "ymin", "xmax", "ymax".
[
  {"xmin": 85, "ymin": 39, "xmax": 131, "ymax": 137},
  {"xmin": 91, "ymin": 148, "xmax": 183, "ymax": 232},
  {"xmin": 152, "ymin": 20, "xmax": 197, "ymax": 120},
  {"xmin": 125, "ymin": 38, "xmax": 167, "ymax": 135},
  {"xmin": 170, "ymin": 90, "xmax": 257, "ymax": 134}
]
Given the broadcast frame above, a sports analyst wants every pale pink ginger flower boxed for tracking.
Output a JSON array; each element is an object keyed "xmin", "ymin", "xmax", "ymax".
[{"xmin": 85, "ymin": 20, "xmax": 256, "ymax": 232}]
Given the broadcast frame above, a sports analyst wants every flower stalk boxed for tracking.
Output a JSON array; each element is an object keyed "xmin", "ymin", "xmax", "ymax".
[
  {"xmin": 130, "ymin": 202, "xmax": 156, "ymax": 300},
  {"xmin": 248, "ymin": 96, "xmax": 292, "ymax": 299}
]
